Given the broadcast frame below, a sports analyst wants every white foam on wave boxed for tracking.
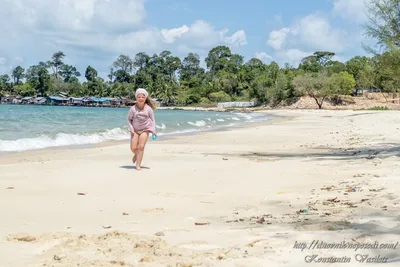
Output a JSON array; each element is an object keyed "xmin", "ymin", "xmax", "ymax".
[
  {"xmin": 187, "ymin": 120, "xmax": 206, "ymax": 127},
  {"xmin": 156, "ymin": 123, "xmax": 166, "ymax": 129},
  {"xmin": 0, "ymin": 127, "xmax": 129, "ymax": 152},
  {"xmin": 0, "ymin": 111, "xmax": 272, "ymax": 152}
]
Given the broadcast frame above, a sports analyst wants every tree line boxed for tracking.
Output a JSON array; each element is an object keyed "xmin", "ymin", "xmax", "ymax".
[{"xmin": 0, "ymin": 0, "xmax": 399, "ymax": 109}]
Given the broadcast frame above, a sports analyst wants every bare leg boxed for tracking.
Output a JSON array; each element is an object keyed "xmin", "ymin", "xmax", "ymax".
[
  {"xmin": 136, "ymin": 132, "xmax": 149, "ymax": 171},
  {"xmin": 130, "ymin": 132, "xmax": 139, "ymax": 163}
]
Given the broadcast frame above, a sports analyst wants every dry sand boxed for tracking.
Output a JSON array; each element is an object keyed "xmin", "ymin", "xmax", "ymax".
[{"xmin": 1, "ymin": 109, "xmax": 400, "ymax": 267}]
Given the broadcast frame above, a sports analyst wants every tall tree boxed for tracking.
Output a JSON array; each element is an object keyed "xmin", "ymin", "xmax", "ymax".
[
  {"xmin": 205, "ymin": 45, "xmax": 232, "ymax": 73},
  {"xmin": 59, "ymin": 65, "xmax": 81, "ymax": 83},
  {"xmin": 85, "ymin": 65, "xmax": 97, "ymax": 82},
  {"xmin": 49, "ymin": 51, "xmax": 66, "ymax": 79},
  {"xmin": 363, "ymin": 0, "xmax": 400, "ymax": 52},
  {"xmin": 25, "ymin": 62, "xmax": 52, "ymax": 96},
  {"xmin": 12, "ymin": 66, "xmax": 25, "ymax": 85}
]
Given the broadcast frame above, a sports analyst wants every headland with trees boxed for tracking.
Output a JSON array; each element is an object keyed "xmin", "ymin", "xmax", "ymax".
[{"xmin": 0, "ymin": 0, "xmax": 399, "ymax": 110}]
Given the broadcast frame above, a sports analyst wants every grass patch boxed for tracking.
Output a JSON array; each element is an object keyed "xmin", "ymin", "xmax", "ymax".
[{"xmin": 364, "ymin": 106, "xmax": 390, "ymax": 110}]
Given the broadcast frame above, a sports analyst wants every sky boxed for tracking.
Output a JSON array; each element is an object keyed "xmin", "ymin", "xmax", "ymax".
[{"xmin": 0, "ymin": 0, "xmax": 374, "ymax": 79}]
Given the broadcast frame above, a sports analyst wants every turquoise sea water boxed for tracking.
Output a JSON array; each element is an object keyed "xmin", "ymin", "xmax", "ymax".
[{"xmin": 0, "ymin": 104, "xmax": 273, "ymax": 152}]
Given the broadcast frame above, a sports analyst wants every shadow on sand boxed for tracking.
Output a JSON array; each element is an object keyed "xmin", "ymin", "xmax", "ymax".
[
  {"xmin": 196, "ymin": 143, "xmax": 400, "ymax": 162},
  {"xmin": 119, "ymin": 165, "xmax": 150, "ymax": 170}
]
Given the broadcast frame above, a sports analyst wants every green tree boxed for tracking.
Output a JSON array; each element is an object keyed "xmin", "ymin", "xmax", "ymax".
[
  {"xmin": 331, "ymin": 71, "xmax": 356, "ymax": 95},
  {"xmin": 49, "ymin": 51, "xmax": 66, "ymax": 79},
  {"xmin": 292, "ymin": 71, "xmax": 336, "ymax": 109},
  {"xmin": 59, "ymin": 65, "xmax": 81, "ymax": 83},
  {"xmin": 14, "ymin": 83, "xmax": 36, "ymax": 97},
  {"xmin": 12, "ymin": 66, "xmax": 25, "ymax": 85},
  {"xmin": 25, "ymin": 62, "xmax": 52, "ymax": 96},
  {"xmin": 363, "ymin": 0, "xmax": 400, "ymax": 52}
]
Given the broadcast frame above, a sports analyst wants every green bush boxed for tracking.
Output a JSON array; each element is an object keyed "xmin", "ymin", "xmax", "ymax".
[
  {"xmin": 367, "ymin": 106, "xmax": 390, "ymax": 110},
  {"xmin": 208, "ymin": 91, "xmax": 231, "ymax": 102},
  {"xmin": 199, "ymin": 97, "xmax": 212, "ymax": 104}
]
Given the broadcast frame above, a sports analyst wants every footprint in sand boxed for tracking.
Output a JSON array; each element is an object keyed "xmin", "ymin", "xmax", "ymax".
[
  {"xmin": 152, "ymin": 192, "xmax": 207, "ymax": 199},
  {"xmin": 141, "ymin": 207, "xmax": 165, "ymax": 214}
]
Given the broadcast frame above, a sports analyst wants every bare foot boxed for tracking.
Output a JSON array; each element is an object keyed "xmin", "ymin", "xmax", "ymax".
[
  {"xmin": 132, "ymin": 154, "xmax": 137, "ymax": 163},
  {"xmin": 136, "ymin": 166, "xmax": 142, "ymax": 171}
]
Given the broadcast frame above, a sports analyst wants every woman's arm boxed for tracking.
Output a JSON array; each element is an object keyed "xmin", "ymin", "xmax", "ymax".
[
  {"xmin": 148, "ymin": 107, "xmax": 156, "ymax": 134},
  {"xmin": 127, "ymin": 107, "xmax": 135, "ymax": 132}
]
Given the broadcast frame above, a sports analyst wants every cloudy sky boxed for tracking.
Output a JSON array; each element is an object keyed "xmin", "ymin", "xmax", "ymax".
[{"xmin": 0, "ymin": 0, "xmax": 373, "ymax": 79}]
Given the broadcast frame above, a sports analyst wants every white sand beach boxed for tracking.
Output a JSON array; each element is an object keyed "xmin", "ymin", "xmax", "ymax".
[{"xmin": 1, "ymin": 109, "xmax": 400, "ymax": 267}]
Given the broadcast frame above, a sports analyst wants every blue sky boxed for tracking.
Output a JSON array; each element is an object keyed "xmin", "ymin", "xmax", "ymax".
[{"xmin": 0, "ymin": 0, "xmax": 373, "ymax": 79}]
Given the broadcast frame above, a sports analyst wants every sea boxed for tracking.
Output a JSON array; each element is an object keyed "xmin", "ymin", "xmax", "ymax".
[{"xmin": 0, "ymin": 104, "xmax": 274, "ymax": 153}]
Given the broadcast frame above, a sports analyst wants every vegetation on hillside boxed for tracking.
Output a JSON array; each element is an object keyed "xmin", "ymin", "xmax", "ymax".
[{"xmin": 0, "ymin": 0, "xmax": 399, "ymax": 109}]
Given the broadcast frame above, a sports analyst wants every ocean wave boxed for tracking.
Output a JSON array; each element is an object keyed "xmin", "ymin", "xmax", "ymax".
[
  {"xmin": 0, "ymin": 111, "xmax": 272, "ymax": 152},
  {"xmin": 187, "ymin": 120, "xmax": 207, "ymax": 127},
  {"xmin": 0, "ymin": 127, "xmax": 130, "ymax": 152},
  {"xmin": 0, "ymin": 126, "xmax": 210, "ymax": 152}
]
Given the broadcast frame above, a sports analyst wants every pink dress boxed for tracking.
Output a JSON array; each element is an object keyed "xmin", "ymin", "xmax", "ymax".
[{"xmin": 127, "ymin": 104, "xmax": 156, "ymax": 134}]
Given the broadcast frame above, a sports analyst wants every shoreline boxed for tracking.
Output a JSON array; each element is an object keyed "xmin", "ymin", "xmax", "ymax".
[
  {"xmin": 0, "ymin": 109, "xmax": 281, "ymax": 157},
  {"xmin": 0, "ymin": 111, "xmax": 285, "ymax": 162},
  {"xmin": 1, "ymin": 109, "xmax": 400, "ymax": 266}
]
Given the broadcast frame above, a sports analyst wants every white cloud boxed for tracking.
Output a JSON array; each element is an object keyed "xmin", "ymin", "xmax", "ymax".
[
  {"xmin": 0, "ymin": 57, "xmax": 13, "ymax": 76},
  {"xmin": 110, "ymin": 20, "xmax": 246, "ymax": 55},
  {"xmin": 267, "ymin": 13, "xmax": 348, "ymax": 53},
  {"xmin": 266, "ymin": 12, "xmax": 356, "ymax": 66},
  {"xmin": 0, "ymin": 1, "xmax": 246, "ymax": 77},
  {"xmin": 332, "ymin": 0, "xmax": 367, "ymax": 22},
  {"xmin": 4, "ymin": 0, "xmax": 146, "ymax": 32},
  {"xmin": 267, "ymin": 28, "xmax": 290, "ymax": 50},
  {"xmin": 161, "ymin": 25, "xmax": 190, "ymax": 43},
  {"xmin": 255, "ymin": 52, "xmax": 272, "ymax": 63},
  {"xmin": 223, "ymin": 30, "xmax": 247, "ymax": 47},
  {"xmin": 276, "ymin": 49, "xmax": 311, "ymax": 66}
]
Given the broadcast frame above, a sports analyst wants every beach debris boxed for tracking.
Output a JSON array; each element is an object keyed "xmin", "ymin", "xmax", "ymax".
[
  {"xmin": 222, "ymin": 157, "xmax": 228, "ymax": 160},
  {"xmin": 256, "ymin": 217, "xmax": 265, "ymax": 224},
  {"xmin": 53, "ymin": 254, "xmax": 66, "ymax": 261},
  {"xmin": 326, "ymin": 197, "xmax": 340, "ymax": 203},
  {"xmin": 321, "ymin": 185, "xmax": 334, "ymax": 191},
  {"xmin": 110, "ymin": 261, "xmax": 126, "ymax": 266},
  {"xmin": 102, "ymin": 225, "xmax": 112, "ymax": 229},
  {"xmin": 217, "ymin": 254, "xmax": 226, "ymax": 260},
  {"xmin": 122, "ymin": 212, "xmax": 129, "ymax": 215},
  {"xmin": 247, "ymin": 239, "xmax": 268, "ymax": 247},
  {"xmin": 194, "ymin": 221, "xmax": 210, "ymax": 226},
  {"xmin": 139, "ymin": 257, "xmax": 153, "ymax": 262},
  {"xmin": 344, "ymin": 201, "xmax": 357, "ymax": 208},
  {"xmin": 6, "ymin": 187, "xmax": 14, "ymax": 190},
  {"xmin": 77, "ymin": 192, "xmax": 87, "ymax": 196},
  {"xmin": 155, "ymin": 231, "xmax": 164, "ymax": 236},
  {"xmin": 346, "ymin": 186, "xmax": 357, "ymax": 192},
  {"xmin": 369, "ymin": 188, "xmax": 384, "ymax": 192},
  {"xmin": 8, "ymin": 235, "xmax": 37, "ymax": 242}
]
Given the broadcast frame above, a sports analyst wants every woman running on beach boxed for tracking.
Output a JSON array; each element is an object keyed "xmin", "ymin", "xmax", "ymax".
[{"xmin": 127, "ymin": 88, "xmax": 157, "ymax": 171}]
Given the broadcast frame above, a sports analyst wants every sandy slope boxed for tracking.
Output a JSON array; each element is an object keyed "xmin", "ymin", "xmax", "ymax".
[{"xmin": 0, "ymin": 109, "xmax": 400, "ymax": 267}]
